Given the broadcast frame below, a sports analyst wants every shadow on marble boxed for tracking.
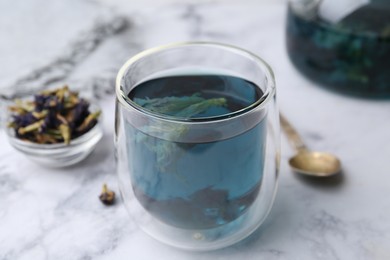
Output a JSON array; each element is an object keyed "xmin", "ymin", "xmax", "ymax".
[{"xmin": 291, "ymin": 170, "xmax": 345, "ymax": 192}]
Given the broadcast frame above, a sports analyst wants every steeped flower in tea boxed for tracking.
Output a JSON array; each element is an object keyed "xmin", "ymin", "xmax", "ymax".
[{"xmin": 133, "ymin": 93, "xmax": 227, "ymax": 173}]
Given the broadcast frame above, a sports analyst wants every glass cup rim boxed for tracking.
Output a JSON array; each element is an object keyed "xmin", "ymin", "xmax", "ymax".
[{"xmin": 115, "ymin": 41, "xmax": 276, "ymax": 123}]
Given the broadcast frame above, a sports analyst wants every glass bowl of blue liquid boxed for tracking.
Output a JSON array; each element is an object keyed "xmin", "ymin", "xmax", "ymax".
[
  {"xmin": 115, "ymin": 42, "xmax": 280, "ymax": 250},
  {"xmin": 286, "ymin": 0, "xmax": 390, "ymax": 97}
]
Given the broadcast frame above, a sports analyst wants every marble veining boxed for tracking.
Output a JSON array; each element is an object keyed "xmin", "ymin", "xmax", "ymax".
[
  {"xmin": 1, "ymin": 16, "xmax": 129, "ymax": 99},
  {"xmin": 1, "ymin": 0, "xmax": 390, "ymax": 259}
]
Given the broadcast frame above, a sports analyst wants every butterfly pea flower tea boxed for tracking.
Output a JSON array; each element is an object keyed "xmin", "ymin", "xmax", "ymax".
[
  {"xmin": 128, "ymin": 75, "xmax": 266, "ymax": 230},
  {"xmin": 115, "ymin": 43, "xmax": 280, "ymax": 250},
  {"xmin": 286, "ymin": 0, "xmax": 390, "ymax": 97}
]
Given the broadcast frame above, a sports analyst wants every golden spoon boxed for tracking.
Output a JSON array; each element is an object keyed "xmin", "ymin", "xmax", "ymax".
[{"xmin": 280, "ymin": 114, "xmax": 341, "ymax": 177}]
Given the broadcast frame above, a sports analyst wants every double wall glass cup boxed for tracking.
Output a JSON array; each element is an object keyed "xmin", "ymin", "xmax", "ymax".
[{"xmin": 115, "ymin": 42, "xmax": 280, "ymax": 251}]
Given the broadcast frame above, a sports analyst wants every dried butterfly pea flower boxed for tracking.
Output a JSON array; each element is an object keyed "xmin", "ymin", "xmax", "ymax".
[
  {"xmin": 77, "ymin": 111, "xmax": 101, "ymax": 133},
  {"xmin": 99, "ymin": 184, "xmax": 116, "ymax": 206},
  {"xmin": 35, "ymin": 133, "xmax": 58, "ymax": 144},
  {"xmin": 18, "ymin": 120, "xmax": 45, "ymax": 135},
  {"xmin": 59, "ymin": 124, "xmax": 71, "ymax": 145},
  {"xmin": 32, "ymin": 110, "xmax": 48, "ymax": 120},
  {"xmin": 7, "ymin": 85, "xmax": 100, "ymax": 145}
]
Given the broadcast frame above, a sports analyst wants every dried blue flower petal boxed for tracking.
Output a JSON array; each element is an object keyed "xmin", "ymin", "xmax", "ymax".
[
  {"xmin": 12, "ymin": 113, "xmax": 36, "ymax": 127},
  {"xmin": 73, "ymin": 99, "xmax": 90, "ymax": 125}
]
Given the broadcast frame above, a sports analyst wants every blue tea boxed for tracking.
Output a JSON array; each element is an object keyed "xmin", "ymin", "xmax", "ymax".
[
  {"xmin": 126, "ymin": 75, "xmax": 266, "ymax": 229},
  {"xmin": 286, "ymin": 1, "xmax": 390, "ymax": 97}
]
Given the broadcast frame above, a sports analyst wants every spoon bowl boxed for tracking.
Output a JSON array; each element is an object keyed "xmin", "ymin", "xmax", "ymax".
[
  {"xmin": 280, "ymin": 114, "xmax": 342, "ymax": 177},
  {"xmin": 289, "ymin": 151, "xmax": 341, "ymax": 177}
]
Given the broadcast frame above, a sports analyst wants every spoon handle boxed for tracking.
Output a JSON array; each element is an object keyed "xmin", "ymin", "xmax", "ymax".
[{"xmin": 279, "ymin": 113, "xmax": 307, "ymax": 152}]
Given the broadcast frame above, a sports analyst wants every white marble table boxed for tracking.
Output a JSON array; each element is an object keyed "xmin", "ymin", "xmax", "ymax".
[{"xmin": 1, "ymin": 0, "xmax": 390, "ymax": 259}]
